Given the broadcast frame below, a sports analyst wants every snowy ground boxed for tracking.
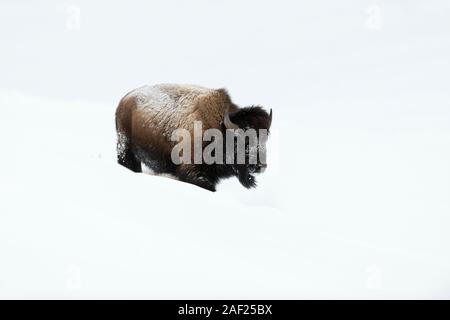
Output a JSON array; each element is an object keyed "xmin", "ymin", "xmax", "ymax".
[{"xmin": 1, "ymin": 0, "xmax": 450, "ymax": 299}]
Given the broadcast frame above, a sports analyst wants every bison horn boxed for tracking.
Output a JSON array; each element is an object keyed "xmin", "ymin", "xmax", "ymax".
[{"xmin": 224, "ymin": 110, "xmax": 239, "ymax": 130}]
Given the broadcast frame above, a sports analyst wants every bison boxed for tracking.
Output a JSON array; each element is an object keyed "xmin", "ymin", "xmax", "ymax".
[{"xmin": 115, "ymin": 84, "xmax": 272, "ymax": 191}]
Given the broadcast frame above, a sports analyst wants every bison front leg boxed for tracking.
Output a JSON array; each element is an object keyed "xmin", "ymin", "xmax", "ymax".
[
  {"xmin": 176, "ymin": 165, "xmax": 217, "ymax": 192},
  {"xmin": 236, "ymin": 167, "xmax": 257, "ymax": 189}
]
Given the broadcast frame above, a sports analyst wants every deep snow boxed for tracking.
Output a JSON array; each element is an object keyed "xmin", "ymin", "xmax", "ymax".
[{"xmin": 1, "ymin": 0, "xmax": 450, "ymax": 299}]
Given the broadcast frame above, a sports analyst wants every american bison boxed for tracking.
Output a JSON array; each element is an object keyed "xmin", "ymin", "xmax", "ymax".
[{"xmin": 115, "ymin": 84, "xmax": 272, "ymax": 191}]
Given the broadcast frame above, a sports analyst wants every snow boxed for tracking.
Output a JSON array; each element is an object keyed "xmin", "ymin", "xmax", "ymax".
[{"xmin": 1, "ymin": 0, "xmax": 450, "ymax": 299}]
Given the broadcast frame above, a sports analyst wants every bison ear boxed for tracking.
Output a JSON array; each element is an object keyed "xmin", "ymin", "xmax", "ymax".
[{"xmin": 224, "ymin": 110, "xmax": 239, "ymax": 130}]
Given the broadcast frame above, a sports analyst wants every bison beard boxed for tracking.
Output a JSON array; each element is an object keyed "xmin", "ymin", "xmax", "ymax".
[{"xmin": 115, "ymin": 84, "xmax": 271, "ymax": 192}]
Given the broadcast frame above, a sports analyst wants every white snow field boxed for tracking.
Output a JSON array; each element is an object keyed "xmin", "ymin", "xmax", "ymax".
[{"xmin": 1, "ymin": 0, "xmax": 450, "ymax": 299}]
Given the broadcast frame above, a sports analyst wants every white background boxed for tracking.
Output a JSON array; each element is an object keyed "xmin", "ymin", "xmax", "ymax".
[{"xmin": 0, "ymin": 0, "xmax": 449, "ymax": 299}]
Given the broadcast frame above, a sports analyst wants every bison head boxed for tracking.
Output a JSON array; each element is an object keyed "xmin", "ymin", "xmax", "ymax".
[{"xmin": 221, "ymin": 106, "xmax": 272, "ymax": 188}]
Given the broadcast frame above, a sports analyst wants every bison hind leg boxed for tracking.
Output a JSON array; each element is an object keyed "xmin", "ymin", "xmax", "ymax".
[{"xmin": 117, "ymin": 134, "xmax": 142, "ymax": 173}]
